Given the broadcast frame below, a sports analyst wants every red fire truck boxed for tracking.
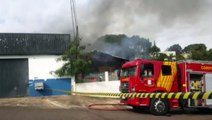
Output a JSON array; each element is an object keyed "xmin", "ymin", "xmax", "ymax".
[{"xmin": 119, "ymin": 59, "xmax": 212, "ymax": 115}]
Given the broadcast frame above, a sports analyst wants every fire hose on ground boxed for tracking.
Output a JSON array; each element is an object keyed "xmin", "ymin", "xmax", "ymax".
[{"xmin": 88, "ymin": 103, "xmax": 131, "ymax": 111}]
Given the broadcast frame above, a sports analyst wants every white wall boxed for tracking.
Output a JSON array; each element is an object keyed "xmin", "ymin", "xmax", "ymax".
[
  {"xmin": 0, "ymin": 55, "xmax": 65, "ymax": 80},
  {"xmin": 28, "ymin": 55, "xmax": 64, "ymax": 80},
  {"xmin": 76, "ymin": 81, "xmax": 120, "ymax": 93}
]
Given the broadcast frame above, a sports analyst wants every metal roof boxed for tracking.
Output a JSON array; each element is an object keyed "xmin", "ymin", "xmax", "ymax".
[{"xmin": 0, "ymin": 33, "xmax": 70, "ymax": 55}]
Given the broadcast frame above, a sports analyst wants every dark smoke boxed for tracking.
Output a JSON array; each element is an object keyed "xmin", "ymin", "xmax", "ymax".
[{"xmin": 77, "ymin": 0, "xmax": 211, "ymax": 43}]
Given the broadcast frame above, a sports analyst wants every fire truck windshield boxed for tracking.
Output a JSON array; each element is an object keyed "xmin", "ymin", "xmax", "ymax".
[{"xmin": 121, "ymin": 66, "xmax": 136, "ymax": 77}]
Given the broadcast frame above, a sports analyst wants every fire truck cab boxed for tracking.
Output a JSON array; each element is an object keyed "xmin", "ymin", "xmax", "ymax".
[{"xmin": 119, "ymin": 59, "xmax": 212, "ymax": 115}]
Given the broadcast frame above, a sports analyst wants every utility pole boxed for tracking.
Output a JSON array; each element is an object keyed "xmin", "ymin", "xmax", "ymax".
[
  {"xmin": 70, "ymin": 0, "xmax": 78, "ymax": 40},
  {"xmin": 69, "ymin": 0, "xmax": 78, "ymax": 92}
]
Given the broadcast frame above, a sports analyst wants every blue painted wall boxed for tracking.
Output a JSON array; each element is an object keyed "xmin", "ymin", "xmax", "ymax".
[{"xmin": 29, "ymin": 78, "xmax": 71, "ymax": 96}]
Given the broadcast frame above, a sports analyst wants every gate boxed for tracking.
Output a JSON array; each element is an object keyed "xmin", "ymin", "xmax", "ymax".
[{"xmin": 0, "ymin": 59, "xmax": 28, "ymax": 98}]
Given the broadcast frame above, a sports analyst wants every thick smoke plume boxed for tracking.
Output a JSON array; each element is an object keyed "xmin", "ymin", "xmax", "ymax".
[
  {"xmin": 77, "ymin": 0, "xmax": 211, "ymax": 44},
  {"xmin": 1, "ymin": 0, "xmax": 211, "ymax": 50}
]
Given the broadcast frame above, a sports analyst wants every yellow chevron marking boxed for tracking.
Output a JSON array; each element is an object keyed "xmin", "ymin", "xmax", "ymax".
[
  {"xmin": 156, "ymin": 62, "xmax": 177, "ymax": 92},
  {"xmin": 157, "ymin": 65, "xmax": 164, "ymax": 87},
  {"xmin": 132, "ymin": 93, "xmax": 136, "ymax": 98},
  {"xmin": 162, "ymin": 93, "xmax": 167, "ymax": 98},
  {"xmin": 168, "ymin": 62, "xmax": 176, "ymax": 91},
  {"xmin": 155, "ymin": 93, "xmax": 161, "ymax": 98},
  {"xmin": 150, "ymin": 93, "xmax": 155, "ymax": 98},
  {"xmin": 192, "ymin": 92, "xmax": 200, "ymax": 99},
  {"xmin": 140, "ymin": 93, "xmax": 145, "ymax": 98},
  {"xmin": 130, "ymin": 93, "xmax": 133, "ymax": 98},
  {"xmin": 163, "ymin": 62, "xmax": 171, "ymax": 89},
  {"xmin": 163, "ymin": 77, "xmax": 168, "ymax": 89},
  {"xmin": 203, "ymin": 92, "xmax": 211, "ymax": 99},
  {"xmin": 175, "ymin": 92, "xmax": 182, "ymax": 99},
  {"xmin": 168, "ymin": 93, "xmax": 174, "ymax": 99},
  {"xmin": 136, "ymin": 93, "xmax": 141, "ymax": 98},
  {"xmin": 183, "ymin": 92, "xmax": 191, "ymax": 99},
  {"xmin": 73, "ymin": 91, "xmax": 212, "ymax": 100},
  {"xmin": 167, "ymin": 62, "xmax": 177, "ymax": 91},
  {"xmin": 145, "ymin": 93, "xmax": 150, "ymax": 98}
]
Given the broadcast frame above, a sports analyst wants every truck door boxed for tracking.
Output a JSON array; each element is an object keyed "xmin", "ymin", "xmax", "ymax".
[{"xmin": 139, "ymin": 63, "xmax": 155, "ymax": 92}]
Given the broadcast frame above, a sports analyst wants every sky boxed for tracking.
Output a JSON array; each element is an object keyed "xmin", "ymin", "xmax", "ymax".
[{"xmin": 0, "ymin": 0, "xmax": 211, "ymax": 51}]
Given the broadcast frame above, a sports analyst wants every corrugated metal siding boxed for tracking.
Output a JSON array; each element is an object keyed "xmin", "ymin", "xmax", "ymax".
[
  {"xmin": 0, "ymin": 33, "xmax": 70, "ymax": 55},
  {"xmin": 0, "ymin": 59, "xmax": 28, "ymax": 98}
]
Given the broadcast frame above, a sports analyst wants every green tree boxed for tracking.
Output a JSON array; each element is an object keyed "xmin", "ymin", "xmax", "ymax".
[
  {"xmin": 167, "ymin": 44, "xmax": 182, "ymax": 54},
  {"xmin": 176, "ymin": 54, "xmax": 185, "ymax": 61},
  {"xmin": 183, "ymin": 44, "xmax": 207, "ymax": 53},
  {"xmin": 207, "ymin": 49, "xmax": 212, "ymax": 61},
  {"xmin": 183, "ymin": 44, "xmax": 208, "ymax": 60},
  {"xmin": 156, "ymin": 53, "xmax": 168, "ymax": 61},
  {"xmin": 149, "ymin": 41, "xmax": 160, "ymax": 59},
  {"xmin": 56, "ymin": 37, "xmax": 92, "ymax": 82}
]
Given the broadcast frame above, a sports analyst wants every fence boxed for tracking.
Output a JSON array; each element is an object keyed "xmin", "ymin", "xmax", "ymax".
[
  {"xmin": 75, "ymin": 71, "xmax": 120, "ymax": 93},
  {"xmin": 29, "ymin": 78, "xmax": 71, "ymax": 96}
]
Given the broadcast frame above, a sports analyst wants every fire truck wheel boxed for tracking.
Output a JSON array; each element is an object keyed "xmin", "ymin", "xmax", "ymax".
[{"xmin": 150, "ymin": 98, "xmax": 169, "ymax": 115}]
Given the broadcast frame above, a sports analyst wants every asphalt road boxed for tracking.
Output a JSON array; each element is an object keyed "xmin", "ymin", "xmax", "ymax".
[{"xmin": 0, "ymin": 107, "xmax": 212, "ymax": 120}]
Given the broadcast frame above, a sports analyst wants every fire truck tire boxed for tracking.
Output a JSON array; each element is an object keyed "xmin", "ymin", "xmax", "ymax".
[{"xmin": 150, "ymin": 98, "xmax": 169, "ymax": 115}]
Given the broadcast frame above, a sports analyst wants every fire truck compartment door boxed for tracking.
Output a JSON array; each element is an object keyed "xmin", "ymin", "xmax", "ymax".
[{"xmin": 205, "ymin": 73, "xmax": 212, "ymax": 106}]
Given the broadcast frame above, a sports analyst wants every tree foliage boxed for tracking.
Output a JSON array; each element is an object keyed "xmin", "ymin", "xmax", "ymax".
[
  {"xmin": 183, "ymin": 44, "xmax": 207, "ymax": 53},
  {"xmin": 176, "ymin": 54, "xmax": 185, "ymax": 61},
  {"xmin": 207, "ymin": 49, "xmax": 212, "ymax": 61},
  {"xmin": 149, "ymin": 42, "xmax": 161, "ymax": 60},
  {"xmin": 149, "ymin": 44, "xmax": 160, "ymax": 53},
  {"xmin": 55, "ymin": 37, "xmax": 92, "ymax": 81},
  {"xmin": 155, "ymin": 53, "xmax": 167, "ymax": 61},
  {"xmin": 183, "ymin": 44, "xmax": 210, "ymax": 60},
  {"xmin": 167, "ymin": 44, "xmax": 182, "ymax": 54}
]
